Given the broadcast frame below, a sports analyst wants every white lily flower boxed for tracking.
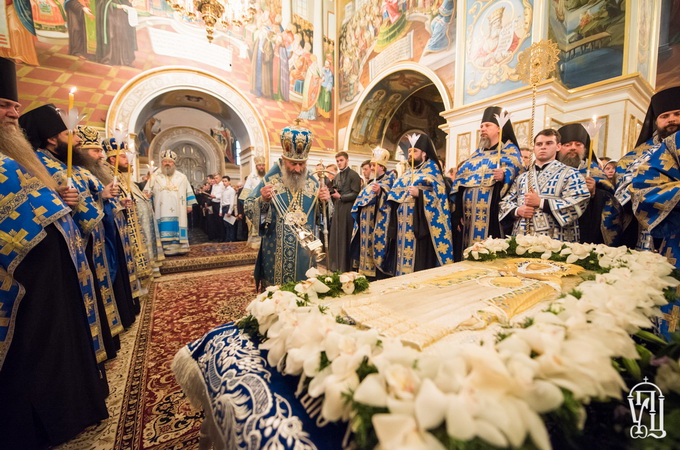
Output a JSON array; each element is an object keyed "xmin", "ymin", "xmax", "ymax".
[{"xmin": 414, "ymin": 379, "xmax": 448, "ymax": 429}]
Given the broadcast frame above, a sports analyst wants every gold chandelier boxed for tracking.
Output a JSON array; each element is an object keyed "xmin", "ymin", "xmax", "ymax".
[{"xmin": 165, "ymin": 0, "xmax": 256, "ymax": 43}]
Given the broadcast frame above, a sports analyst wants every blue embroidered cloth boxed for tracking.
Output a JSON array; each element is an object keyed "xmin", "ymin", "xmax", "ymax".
[{"xmin": 181, "ymin": 322, "xmax": 350, "ymax": 449}]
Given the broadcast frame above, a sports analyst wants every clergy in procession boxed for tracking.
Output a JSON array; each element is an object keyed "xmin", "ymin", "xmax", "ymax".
[
  {"xmin": 385, "ymin": 134, "xmax": 453, "ymax": 276},
  {"xmin": 20, "ymin": 106, "xmax": 128, "ymax": 357},
  {"xmin": 631, "ymin": 128, "xmax": 680, "ymax": 338},
  {"xmin": 451, "ymin": 106, "xmax": 522, "ymax": 259},
  {"xmin": 71, "ymin": 126, "xmax": 126, "ymax": 360},
  {"xmin": 245, "ymin": 124, "xmax": 331, "ymax": 289},
  {"xmin": 100, "ymin": 137, "xmax": 153, "ymax": 297},
  {"xmin": 104, "ymin": 142, "xmax": 165, "ymax": 278},
  {"xmin": 602, "ymin": 86, "xmax": 680, "ymax": 251},
  {"xmin": 146, "ymin": 149, "xmax": 198, "ymax": 255},
  {"xmin": 0, "ymin": 58, "xmax": 108, "ymax": 447},
  {"xmin": 350, "ymin": 146, "xmax": 396, "ymax": 279},
  {"xmin": 328, "ymin": 150, "xmax": 362, "ymax": 272},
  {"xmin": 557, "ymin": 123, "xmax": 614, "ymax": 244},
  {"xmin": 87, "ymin": 135, "xmax": 144, "ymax": 328},
  {"xmin": 499, "ymin": 129, "xmax": 590, "ymax": 242}
]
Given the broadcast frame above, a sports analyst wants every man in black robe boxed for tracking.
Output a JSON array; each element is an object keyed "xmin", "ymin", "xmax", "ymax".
[
  {"xmin": 557, "ymin": 123, "xmax": 614, "ymax": 244},
  {"xmin": 64, "ymin": 0, "xmax": 93, "ymax": 58},
  {"xmin": 0, "ymin": 57, "xmax": 108, "ymax": 449},
  {"xmin": 96, "ymin": 0, "xmax": 137, "ymax": 65},
  {"xmin": 328, "ymin": 151, "xmax": 361, "ymax": 272}
]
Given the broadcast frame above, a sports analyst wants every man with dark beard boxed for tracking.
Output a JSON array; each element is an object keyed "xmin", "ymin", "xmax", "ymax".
[
  {"xmin": 385, "ymin": 134, "xmax": 453, "ymax": 276},
  {"xmin": 78, "ymin": 128, "xmax": 144, "ymax": 330},
  {"xmin": 245, "ymin": 124, "xmax": 331, "ymax": 289},
  {"xmin": 0, "ymin": 58, "xmax": 109, "ymax": 448},
  {"xmin": 451, "ymin": 106, "xmax": 523, "ymax": 260},
  {"xmin": 557, "ymin": 123, "xmax": 614, "ymax": 244},
  {"xmin": 602, "ymin": 86, "xmax": 680, "ymax": 251}
]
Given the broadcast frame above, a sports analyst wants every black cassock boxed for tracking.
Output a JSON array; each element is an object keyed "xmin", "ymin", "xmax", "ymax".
[
  {"xmin": 328, "ymin": 168, "xmax": 361, "ymax": 272},
  {"xmin": 0, "ymin": 225, "xmax": 108, "ymax": 448}
]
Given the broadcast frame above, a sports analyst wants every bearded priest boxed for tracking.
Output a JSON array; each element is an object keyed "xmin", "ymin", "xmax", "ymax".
[
  {"xmin": 245, "ymin": 124, "xmax": 331, "ymax": 290},
  {"xmin": 145, "ymin": 150, "xmax": 197, "ymax": 256}
]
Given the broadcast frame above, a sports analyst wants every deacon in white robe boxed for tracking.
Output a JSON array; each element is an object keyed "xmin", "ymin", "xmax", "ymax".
[
  {"xmin": 499, "ymin": 129, "xmax": 590, "ymax": 242},
  {"xmin": 146, "ymin": 150, "xmax": 197, "ymax": 255}
]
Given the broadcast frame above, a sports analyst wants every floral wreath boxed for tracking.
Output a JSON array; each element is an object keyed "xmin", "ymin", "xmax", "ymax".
[{"xmin": 238, "ymin": 235, "xmax": 680, "ymax": 449}]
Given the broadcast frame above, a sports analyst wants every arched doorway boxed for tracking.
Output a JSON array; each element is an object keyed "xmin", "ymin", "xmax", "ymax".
[
  {"xmin": 149, "ymin": 126, "xmax": 223, "ymax": 188},
  {"xmin": 106, "ymin": 66, "xmax": 270, "ymax": 181},
  {"xmin": 345, "ymin": 63, "xmax": 452, "ymax": 166}
]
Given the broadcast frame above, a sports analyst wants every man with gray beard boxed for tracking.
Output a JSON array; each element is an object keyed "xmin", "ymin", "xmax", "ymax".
[
  {"xmin": 557, "ymin": 123, "xmax": 614, "ymax": 244},
  {"xmin": 246, "ymin": 124, "xmax": 330, "ymax": 289},
  {"xmin": 145, "ymin": 149, "xmax": 197, "ymax": 255},
  {"xmin": 103, "ymin": 140, "xmax": 165, "ymax": 278},
  {"xmin": 0, "ymin": 57, "xmax": 109, "ymax": 448}
]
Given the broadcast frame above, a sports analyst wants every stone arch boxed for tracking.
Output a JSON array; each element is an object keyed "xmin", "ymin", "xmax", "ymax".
[
  {"xmin": 106, "ymin": 66, "xmax": 270, "ymax": 164},
  {"xmin": 344, "ymin": 62, "xmax": 453, "ymax": 153}
]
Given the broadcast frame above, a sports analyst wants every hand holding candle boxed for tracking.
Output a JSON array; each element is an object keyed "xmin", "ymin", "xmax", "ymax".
[
  {"xmin": 58, "ymin": 87, "xmax": 85, "ymax": 187},
  {"xmin": 493, "ymin": 110, "xmax": 511, "ymax": 169}
]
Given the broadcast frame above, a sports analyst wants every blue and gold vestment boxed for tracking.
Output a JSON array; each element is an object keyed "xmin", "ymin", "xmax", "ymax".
[
  {"xmin": 451, "ymin": 143, "xmax": 522, "ymax": 255},
  {"xmin": 601, "ymin": 138, "xmax": 659, "ymax": 250},
  {"xmin": 631, "ymin": 132, "xmax": 680, "ymax": 338},
  {"xmin": 350, "ymin": 170, "xmax": 396, "ymax": 277},
  {"xmin": 386, "ymin": 159, "xmax": 453, "ymax": 276},
  {"xmin": 499, "ymin": 160, "xmax": 590, "ymax": 242},
  {"xmin": 246, "ymin": 162, "xmax": 320, "ymax": 287},
  {"xmin": 0, "ymin": 155, "xmax": 105, "ymax": 367},
  {"xmin": 110, "ymin": 180, "xmax": 148, "ymax": 297},
  {"xmin": 37, "ymin": 150, "xmax": 123, "ymax": 343}
]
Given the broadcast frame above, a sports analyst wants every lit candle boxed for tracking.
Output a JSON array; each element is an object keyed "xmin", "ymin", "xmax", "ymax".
[
  {"xmin": 66, "ymin": 87, "xmax": 76, "ymax": 181},
  {"xmin": 586, "ymin": 115, "xmax": 596, "ymax": 178},
  {"xmin": 113, "ymin": 123, "xmax": 123, "ymax": 185}
]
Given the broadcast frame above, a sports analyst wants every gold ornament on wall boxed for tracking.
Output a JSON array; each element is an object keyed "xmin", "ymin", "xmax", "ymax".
[
  {"xmin": 164, "ymin": 0, "xmax": 256, "ymax": 43},
  {"xmin": 515, "ymin": 39, "xmax": 559, "ymax": 140}
]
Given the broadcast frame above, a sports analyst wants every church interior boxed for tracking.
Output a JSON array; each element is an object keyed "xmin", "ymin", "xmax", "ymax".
[{"xmin": 2, "ymin": 0, "xmax": 680, "ymax": 448}]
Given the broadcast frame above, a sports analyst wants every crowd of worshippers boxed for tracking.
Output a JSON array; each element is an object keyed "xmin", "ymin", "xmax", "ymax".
[
  {"xmin": 193, "ymin": 173, "xmax": 249, "ymax": 243},
  {"xmin": 245, "ymin": 86, "xmax": 680, "ymax": 295},
  {"xmin": 0, "ymin": 58, "xmax": 192, "ymax": 447}
]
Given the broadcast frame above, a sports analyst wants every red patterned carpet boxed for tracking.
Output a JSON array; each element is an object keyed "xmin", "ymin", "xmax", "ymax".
[
  {"xmin": 114, "ymin": 267, "xmax": 257, "ymax": 448},
  {"xmin": 160, "ymin": 241, "xmax": 258, "ymax": 274}
]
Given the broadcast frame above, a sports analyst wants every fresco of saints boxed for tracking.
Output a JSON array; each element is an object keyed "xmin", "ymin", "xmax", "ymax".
[{"xmin": 472, "ymin": 6, "xmax": 520, "ymax": 68}]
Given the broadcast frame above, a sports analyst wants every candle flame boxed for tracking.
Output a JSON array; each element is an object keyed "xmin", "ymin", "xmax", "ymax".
[
  {"xmin": 70, "ymin": 87, "xmax": 77, "ymax": 94},
  {"xmin": 592, "ymin": 115, "xmax": 597, "ymax": 123}
]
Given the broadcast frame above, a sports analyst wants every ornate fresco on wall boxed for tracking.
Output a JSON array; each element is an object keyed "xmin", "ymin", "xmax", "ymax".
[
  {"xmin": 463, "ymin": 0, "xmax": 532, "ymax": 104},
  {"xmin": 548, "ymin": 0, "xmax": 625, "ymax": 89},
  {"xmin": 338, "ymin": 0, "xmax": 456, "ymax": 111},
  {"xmin": 655, "ymin": 0, "xmax": 680, "ymax": 91},
  {"xmin": 0, "ymin": 0, "xmax": 336, "ymax": 152}
]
